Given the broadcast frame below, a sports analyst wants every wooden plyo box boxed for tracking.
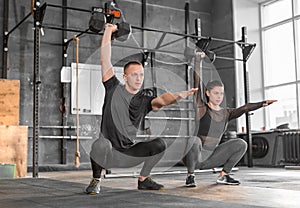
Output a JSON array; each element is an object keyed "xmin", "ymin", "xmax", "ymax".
[
  {"xmin": 0, "ymin": 79, "xmax": 28, "ymax": 177},
  {"xmin": 0, "ymin": 79, "xmax": 20, "ymax": 125},
  {"xmin": 0, "ymin": 125, "xmax": 28, "ymax": 177}
]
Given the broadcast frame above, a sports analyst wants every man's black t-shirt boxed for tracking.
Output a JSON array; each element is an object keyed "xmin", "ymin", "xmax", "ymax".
[{"xmin": 101, "ymin": 76, "xmax": 155, "ymax": 150}]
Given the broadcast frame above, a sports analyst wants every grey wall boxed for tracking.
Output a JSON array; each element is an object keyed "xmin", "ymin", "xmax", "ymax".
[{"xmin": 0, "ymin": 0, "xmax": 237, "ymax": 169}]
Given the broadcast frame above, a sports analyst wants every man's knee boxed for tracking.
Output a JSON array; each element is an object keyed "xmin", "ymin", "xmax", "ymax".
[
  {"xmin": 90, "ymin": 137, "xmax": 113, "ymax": 167},
  {"xmin": 156, "ymin": 138, "xmax": 167, "ymax": 152},
  {"xmin": 91, "ymin": 137, "xmax": 113, "ymax": 153},
  {"xmin": 150, "ymin": 138, "xmax": 167, "ymax": 155}
]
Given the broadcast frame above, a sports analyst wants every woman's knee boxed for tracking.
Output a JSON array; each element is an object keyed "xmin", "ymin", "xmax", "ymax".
[
  {"xmin": 232, "ymin": 138, "xmax": 248, "ymax": 151},
  {"xmin": 183, "ymin": 137, "xmax": 201, "ymax": 167},
  {"xmin": 186, "ymin": 136, "xmax": 202, "ymax": 153},
  {"xmin": 183, "ymin": 137, "xmax": 202, "ymax": 163}
]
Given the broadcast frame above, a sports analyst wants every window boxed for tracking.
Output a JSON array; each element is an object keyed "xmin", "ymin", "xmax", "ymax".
[
  {"xmin": 296, "ymin": 19, "xmax": 300, "ymax": 68},
  {"xmin": 265, "ymin": 85, "xmax": 297, "ymax": 128},
  {"xmin": 263, "ymin": 22, "xmax": 296, "ymax": 86},
  {"xmin": 262, "ymin": 0, "xmax": 292, "ymax": 26},
  {"xmin": 295, "ymin": 0, "xmax": 300, "ymax": 15},
  {"xmin": 261, "ymin": 0, "xmax": 300, "ymax": 129}
]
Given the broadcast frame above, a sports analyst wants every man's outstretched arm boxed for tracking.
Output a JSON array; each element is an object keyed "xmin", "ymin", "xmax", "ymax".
[{"xmin": 151, "ymin": 88, "xmax": 198, "ymax": 111}]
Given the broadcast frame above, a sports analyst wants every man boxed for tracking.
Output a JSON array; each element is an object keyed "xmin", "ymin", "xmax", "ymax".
[{"xmin": 86, "ymin": 24, "xmax": 198, "ymax": 194}]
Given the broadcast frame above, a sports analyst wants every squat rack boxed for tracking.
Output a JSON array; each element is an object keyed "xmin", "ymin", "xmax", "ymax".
[{"xmin": 1, "ymin": 0, "xmax": 256, "ymax": 178}]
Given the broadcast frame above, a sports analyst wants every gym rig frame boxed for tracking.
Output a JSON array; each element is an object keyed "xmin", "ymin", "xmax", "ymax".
[{"xmin": 1, "ymin": 0, "xmax": 256, "ymax": 177}]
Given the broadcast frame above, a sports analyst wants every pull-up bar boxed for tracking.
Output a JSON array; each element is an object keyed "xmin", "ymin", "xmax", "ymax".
[
  {"xmin": 43, "ymin": 3, "xmax": 254, "ymax": 47},
  {"xmin": 2, "ymin": 1, "xmax": 255, "ymax": 69},
  {"xmin": 40, "ymin": 23, "xmax": 246, "ymax": 62}
]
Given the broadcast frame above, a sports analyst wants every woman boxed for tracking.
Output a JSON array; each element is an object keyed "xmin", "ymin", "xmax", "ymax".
[{"xmin": 183, "ymin": 52, "xmax": 277, "ymax": 186}]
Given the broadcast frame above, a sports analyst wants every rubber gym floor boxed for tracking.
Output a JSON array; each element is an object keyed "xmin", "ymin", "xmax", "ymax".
[{"xmin": 1, "ymin": 166, "xmax": 300, "ymax": 208}]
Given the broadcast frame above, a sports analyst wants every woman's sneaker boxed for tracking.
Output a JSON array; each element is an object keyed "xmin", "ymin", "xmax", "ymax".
[
  {"xmin": 185, "ymin": 175, "xmax": 196, "ymax": 187},
  {"xmin": 138, "ymin": 177, "xmax": 164, "ymax": 190},
  {"xmin": 216, "ymin": 174, "xmax": 240, "ymax": 185},
  {"xmin": 86, "ymin": 178, "xmax": 101, "ymax": 194}
]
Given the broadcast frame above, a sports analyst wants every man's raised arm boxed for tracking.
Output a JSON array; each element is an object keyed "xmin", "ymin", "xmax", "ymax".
[{"xmin": 100, "ymin": 24, "xmax": 118, "ymax": 82}]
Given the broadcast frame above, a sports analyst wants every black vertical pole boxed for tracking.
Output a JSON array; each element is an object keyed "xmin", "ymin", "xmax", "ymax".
[
  {"xmin": 140, "ymin": 0, "xmax": 147, "ymax": 131},
  {"xmin": 150, "ymin": 52, "xmax": 157, "ymax": 97},
  {"xmin": 184, "ymin": 3, "xmax": 191, "ymax": 135},
  {"xmin": 142, "ymin": 0, "xmax": 146, "ymax": 48},
  {"xmin": 60, "ymin": 0, "xmax": 68, "ymax": 165},
  {"xmin": 33, "ymin": 0, "xmax": 41, "ymax": 177},
  {"xmin": 241, "ymin": 26, "xmax": 253, "ymax": 167},
  {"xmin": 184, "ymin": 3, "xmax": 189, "ymax": 53},
  {"xmin": 2, "ymin": 0, "xmax": 9, "ymax": 79}
]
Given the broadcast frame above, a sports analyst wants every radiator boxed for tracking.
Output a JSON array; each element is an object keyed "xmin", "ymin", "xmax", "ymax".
[{"xmin": 282, "ymin": 132, "xmax": 300, "ymax": 164}]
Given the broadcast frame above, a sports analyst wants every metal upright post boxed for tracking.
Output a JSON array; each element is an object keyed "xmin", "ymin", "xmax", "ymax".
[
  {"xmin": 184, "ymin": 2, "xmax": 192, "ymax": 136},
  {"xmin": 142, "ymin": 0, "xmax": 146, "ymax": 49},
  {"xmin": 140, "ymin": 0, "xmax": 148, "ymax": 133},
  {"xmin": 60, "ymin": 0, "xmax": 68, "ymax": 165},
  {"xmin": 33, "ymin": 0, "xmax": 41, "ymax": 177},
  {"xmin": 184, "ymin": 2, "xmax": 190, "ymax": 83},
  {"xmin": 2, "ymin": 0, "xmax": 9, "ymax": 79},
  {"xmin": 241, "ymin": 26, "xmax": 253, "ymax": 167},
  {"xmin": 150, "ymin": 52, "xmax": 157, "ymax": 97}
]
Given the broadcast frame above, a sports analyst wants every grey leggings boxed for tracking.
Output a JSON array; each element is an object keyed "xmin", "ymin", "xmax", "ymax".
[
  {"xmin": 90, "ymin": 136, "xmax": 166, "ymax": 178},
  {"xmin": 183, "ymin": 137, "xmax": 247, "ymax": 174}
]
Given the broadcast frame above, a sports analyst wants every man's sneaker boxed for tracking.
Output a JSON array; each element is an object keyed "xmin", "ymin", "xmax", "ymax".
[
  {"xmin": 185, "ymin": 175, "xmax": 196, "ymax": 187},
  {"xmin": 86, "ymin": 178, "xmax": 101, "ymax": 194},
  {"xmin": 216, "ymin": 174, "xmax": 240, "ymax": 185},
  {"xmin": 138, "ymin": 177, "xmax": 164, "ymax": 190}
]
